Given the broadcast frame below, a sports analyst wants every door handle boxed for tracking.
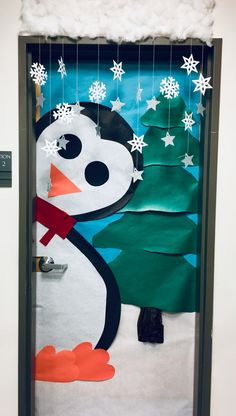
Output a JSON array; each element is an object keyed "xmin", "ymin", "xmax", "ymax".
[{"xmin": 38, "ymin": 256, "xmax": 68, "ymax": 273}]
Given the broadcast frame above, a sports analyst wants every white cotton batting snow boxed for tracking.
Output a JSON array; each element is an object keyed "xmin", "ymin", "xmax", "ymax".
[{"xmin": 20, "ymin": 0, "xmax": 215, "ymax": 44}]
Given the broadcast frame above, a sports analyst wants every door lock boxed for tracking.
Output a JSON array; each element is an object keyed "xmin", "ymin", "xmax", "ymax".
[{"xmin": 38, "ymin": 256, "xmax": 68, "ymax": 273}]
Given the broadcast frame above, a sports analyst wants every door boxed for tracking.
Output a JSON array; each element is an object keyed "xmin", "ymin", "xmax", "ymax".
[{"xmin": 19, "ymin": 37, "xmax": 222, "ymax": 416}]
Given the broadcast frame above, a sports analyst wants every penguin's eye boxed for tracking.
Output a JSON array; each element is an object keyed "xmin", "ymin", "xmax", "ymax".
[
  {"xmin": 57, "ymin": 134, "xmax": 82, "ymax": 159},
  {"xmin": 85, "ymin": 161, "xmax": 109, "ymax": 186}
]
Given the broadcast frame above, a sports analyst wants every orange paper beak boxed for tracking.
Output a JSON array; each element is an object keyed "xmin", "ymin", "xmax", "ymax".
[{"xmin": 48, "ymin": 163, "xmax": 81, "ymax": 198}]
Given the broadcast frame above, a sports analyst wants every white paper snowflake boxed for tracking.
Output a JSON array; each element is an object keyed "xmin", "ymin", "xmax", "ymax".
[
  {"xmin": 127, "ymin": 134, "xmax": 148, "ymax": 153},
  {"xmin": 30, "ymin": 63, "xmax": 48, "ymax": 86},
  {"xmin": 41, "ymin": 139, "xmax": 62, "ymax": 157},
  {"xmin": 182, "ymin": 112, "xmax": 195, "ymax": 131},
  {"xmin": 160, "ymin": 76, "xmax": 180, "ymax": 99},
  {"xmin": 89, "ymin": 81, "xmax": 106, "ymax": 103},
  {"xmin": 53, "ymin": 103, "xmax": 75, "ymax": 124},
  {"xmin": 58, "ymin": 57, "xmax": 67, "ymax": 79},
  {"xmin": 110, "ymin": 60, "xmax": 125, "ymax": 81}
]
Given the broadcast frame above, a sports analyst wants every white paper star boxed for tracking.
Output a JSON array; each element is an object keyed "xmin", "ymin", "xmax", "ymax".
[
  {"xmin": 192, "ymin": 73, "xmax": 213, "ymax": 95},
  {"xmin": 36, "ymin": 93, "xmax": 45, "ymax": 108},
  {"xmin": 110, "ymin": 97, "xmax": 125, "ymax": 112},
  {"xmin": 74, "ymin": 101, "xmax": 85, "ymax": 115},
  {"xmin": 181, "ymin": 153, "xmax": 194, "ymax": 168},
  {"xmin": 131, "ymin": 168, "xmax": 144, "ymax": 182},
  {"xmin": 110, "ymin": 60, "xmax": 125, "ymax": 81},
  {"xmin": 161, "ymin": 131, "xmax": 175, "ymax": 147},
  {"xmin": 146, "ymin": 96, "xmax": 160, "ymax": 111},
  {"xmin": 136, "ymin": 83, "xmax": 143, "ymax": 102},
  {"xmin": 127, "ymin": 134, "xmax": 148, "ymax": 153},
  {"xmin": 95, "ymin": 124, "xmax": 101, "ymax": 137},
  {"xmin": 57, "ymin": 135, "xmax": 69, "ymax": 150},
  {"xmin": 58, "ymin": 57, "xmax": 67, "ymax": 79},
  {"xmin": 196, "ymin": 102, "xmax": 206, "ymax": 116},
  {"xmin": 41, "ymin": 139, "xmax": 62, "ymax": 157},
  {"xmin": 182, "ymin": 112, "xmax": 195, "ymax": 131},
  {"xmin": 181, "ymin": 54, "xmax": 199, "ymax": 75}
]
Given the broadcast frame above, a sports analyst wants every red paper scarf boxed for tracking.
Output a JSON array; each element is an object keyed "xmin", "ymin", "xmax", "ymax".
[{"xmin": 35, "ymin": 195, "xmax": 76, "ymax": 246}]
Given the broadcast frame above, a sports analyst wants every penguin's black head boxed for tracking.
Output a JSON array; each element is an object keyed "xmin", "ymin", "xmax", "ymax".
[{"xmin": 36, "ymin": 103, "xmax": 143, "ymax": 220}]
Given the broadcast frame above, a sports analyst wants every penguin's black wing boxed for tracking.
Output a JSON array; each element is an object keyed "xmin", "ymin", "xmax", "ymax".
[{"xmin": 66, "ymin": 227, "xmax": 121, "ymax": 350}]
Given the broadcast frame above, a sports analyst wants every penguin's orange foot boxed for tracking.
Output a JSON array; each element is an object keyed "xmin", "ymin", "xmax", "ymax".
[{"xmin": 35, "ymin": 342, "xmax": 115, "ymax": 382}]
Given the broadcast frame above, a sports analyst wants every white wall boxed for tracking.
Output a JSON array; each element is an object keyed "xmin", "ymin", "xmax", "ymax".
[
  {"xmin": 211, "ymin": 1, "xmax": 236, "ymax": 415},
  {"xmin": 0, "ymin": 0, "xmax": 20, "ymax": 415},
  {"xmin": 0, "ymin": 1, "xmax": 235, "ymax": 415}
]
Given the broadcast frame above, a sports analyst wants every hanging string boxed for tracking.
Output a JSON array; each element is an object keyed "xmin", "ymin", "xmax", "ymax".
[
  {"xmin": 198, "ymin": 43, "xmax": 204, "ymax": 144},
  {"xmin": 47, "ymin": 37, "xmax": 52, "ymax": 192},
  {"xmin": 62, "ymin": 38, "xmax": 65, "ymax": 103},
  {"xmin": 135, "ymin": 42, "xmax": 141, "ymax": 169},
  {"xmin": 151, "ymin": 40, "xmax": 156, "ymax": 97},
  {"xmin": 200, "ymin": 43, "xmax": 204, "ymax": 106},
  {"xmin": 39, "ymin": 36, "xmax": 41, "ymax": 64},
  {"xmin": 49, "ymin": 38, "xmax": 52, "ymax": 125},
  {"xmin": 187, "ymin": 39, "xmax": 193, "ymax": 154},
  {"xmin": 168, "ymin": 42, "xmax": 173, "ymax": 131},
  {"xmin": 97, "ymin": 38, "xmax": 100, "ymax": 127},
  {"xmin": 35, "ymin": 36, "xmax": 42, "ymax": 122},
  {"xmin": 76, "ymin": 39, "xmax": 79, "ymax": 103},
  {"xmin": 116, "ymin": 43, "xmax": 120, "ymax": 98},
  {"xmin": 136, "ymin": 42, "xmax": 141, "ymax": 133}
]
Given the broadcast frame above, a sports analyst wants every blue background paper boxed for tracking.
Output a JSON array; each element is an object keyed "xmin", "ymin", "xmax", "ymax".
[{"xmin": 40, "ymin": 47, "xmax": 201, "ymax": 267}]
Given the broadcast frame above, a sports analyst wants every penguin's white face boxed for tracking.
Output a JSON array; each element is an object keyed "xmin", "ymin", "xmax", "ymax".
[{"xmin": 37, "ymin": 113, "xmax": 134, "ymax": 216}]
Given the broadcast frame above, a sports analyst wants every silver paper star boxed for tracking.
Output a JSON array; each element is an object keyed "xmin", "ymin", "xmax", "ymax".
[
  {"xmin": 146, "ymin": 96, "xmax": 160, "ymax": 111},
  {"xmin": 110, "ymin": 60, "xmax": 125, "ymax": 81},
  {"xmin": 127, "ymin": 134, "xmax": 148, "ymax": 153},
  {"xmin": 41, "ymin": 139, "xmax": 62, "ymax": 157},
  {"xmin": 47, "ymin": 180, "xmax": 51, "ymax": 192},
  {"xmin": 57, "ymin": 135, "xmax": 69, "ymax": 150},
  {"xmin": 131, "ymin": 168, "xmax": 144, "ymax": 182},
  {"xmin": 161, "ymin": 131, "xmax": 175, "ymax": 147},
  {"xmin": 181, "ymin": 153, "xmax": 194, "ymax": 168},
  {"xmin": 110, "ymin": 97, "xmax": 125, "ymax": 112},
  {"xmin": 136, "ymin": 83, "xmax": 143, "ymax": 102},
  {"xmin": 58, "ymin": 57, "xmax": 67, "ymax": 79},
  {"xmin": 192, "ymin": 73, "xmax": 213, "ymax": 95},
  {"xmin": 181, "ymin": 54, "xmax": 199, "ymax": 75},
  {"xmin": 196, "ymin": 102, "xmax": 206, "ymax": 116},
  {"xmin": 74, "ymin": 101, "xmax": 85, "ymax": 115},
  {"xmin": 36, "ymin": 93, "xmax": 45, "ymax": 108},
  {"xmin": 95, "ymin": 124, "xmax": 101, "ymax": 136},
  {"xmin": 182, "ymin": 112, "xmax": 195, "ymax": 131}
]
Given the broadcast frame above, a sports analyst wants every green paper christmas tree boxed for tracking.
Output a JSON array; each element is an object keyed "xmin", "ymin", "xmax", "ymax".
[{"xmin": 93, "ymin": 94, "xmax": 200, "ymax": 343}]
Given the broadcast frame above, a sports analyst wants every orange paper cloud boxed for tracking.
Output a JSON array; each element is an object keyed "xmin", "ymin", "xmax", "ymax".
[{"xmin": 35, "ymin": 342, "xmax": 115, "ymax": 382}]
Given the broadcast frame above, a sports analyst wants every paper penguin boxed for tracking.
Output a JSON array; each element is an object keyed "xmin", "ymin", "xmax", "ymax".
[{"xmin": 35, "ymin": 103, "xmax": 143, "ymax": 377}]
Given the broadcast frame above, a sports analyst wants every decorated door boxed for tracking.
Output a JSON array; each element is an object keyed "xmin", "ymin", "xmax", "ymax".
[{"xmin": 19, "ymin": 38, "xmax": 221, "ymax": 416}]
